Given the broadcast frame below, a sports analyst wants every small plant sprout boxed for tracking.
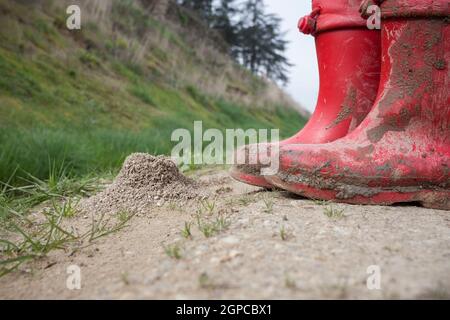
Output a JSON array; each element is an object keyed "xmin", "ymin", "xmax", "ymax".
[
  {"xmin": 89, "ymin": 211, "xmax": 134, "ymax": 242},
  {"xmin": 215, "ymin": 216, "xmax": 231, "ymax": 232},
  {"xmin": 263, "ymin": 197, "xmax": 274, "ymax": 214},
  {"xmin": 181, "ymin": 221, "xmax": 192, "ymax": 239},
  {"xmin": 200, "ymin": 199, "xmax": 216, "ymax": 215},
  {"xmin": 238, "ymin": 195, "xmax": 253, "ymax": 206},
  {"xmin": 285, "ymin": 274, "xmax": 297, "ymax": 289},
  {"xmin": 117, "ymin": 210, "xmax": 131, "ymax": 223},
  {"xmin": 197, "ymin": 216, "xmax": 230, "ymax": 238},
  {"xmin": 198, "ymin": 272, "xmax": 216, "ymax": 289},
  {"xmin": 0, "ymin": 207, "xmax": 135, "ymax": 277},
  {"xmin": 199, "ymin": 222, "xmax": 216, "ymax": 238},
  {"xmin": 280, "ymin": 226, "xmax": 288, "ymax": 241},
  {"xmin": 120, "ymin": 271, "xmax": 130, "ymax": 285},
  {"xmin": 52, "ymin": 198, "xmax": 78, "ymax": 218},
  {"xmin": 323, "ymin": 205, "xmax": 345, "ymax": 219},
  {"xmin": 164, "ymin": 244, "xmax": 182, "ymax": 259}
]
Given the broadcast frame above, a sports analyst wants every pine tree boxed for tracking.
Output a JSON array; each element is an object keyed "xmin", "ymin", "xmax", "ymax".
[
  {"xmin": 211, "ymin": 0, "xmax": 238, "ymax": 56},
  {"xmin": 175, "ymin": 0, "xmax": 291, "ymax": 84},
  {"xmin": 236, "ymin": 0, "xmax": 291, "ymax": 84}
]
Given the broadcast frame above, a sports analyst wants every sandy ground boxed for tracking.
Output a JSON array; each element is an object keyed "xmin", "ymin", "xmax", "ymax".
[{"xmin": 1, "ymin": 168, "xmax": 450, "ymax": 299}]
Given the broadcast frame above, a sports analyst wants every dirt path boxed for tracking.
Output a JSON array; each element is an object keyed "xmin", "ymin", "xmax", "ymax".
[{"xmin": 1, "ymin": 168, "xmax": 450, "ymax": 299}]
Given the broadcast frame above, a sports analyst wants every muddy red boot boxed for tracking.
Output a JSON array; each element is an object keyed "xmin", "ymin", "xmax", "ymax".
[
  {"xmin": 230, "ymin": 0, "xmax": 381, "ymax": 188},
  {"xmin": 266, "ymin": 0, "xmax": 450, "ymax": 210}
]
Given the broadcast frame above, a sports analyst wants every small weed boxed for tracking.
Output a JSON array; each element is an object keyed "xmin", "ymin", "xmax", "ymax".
[
  {"xmin": 88, "ymin": 211, "xmax": 134, "ymax": 242},
  {"xmin": 200, "ymin": 199, "xmax": 216, "ymax": 215},
  {"xmin": 0, "ymin": 165, "xmax": 100, "ymax": 215},
  {"xmin": 323, "ymin": 205, "xmax": 345, "ymax": 219},
  {"xmin": 164, "ymin": 244, "xmax": 182, "ymax": 259},
  {"xmin": 52, "ymin": 198, "xmax": 78, "ymax": 218},
  {"xmin": 238, "ymin": 195, "xmax": 254, "ymax": 206},
  {"xmin": 199, "ymin": 222, "xmax": 216, "ymax": 238},
  {"xmin": 181, "ymin": 221, "xmax": 192, "ymax": 239},
  {"xmin": 197, "ymin": 216, "xmax": 230, "ymax": 238},
  {"xmin": 117, "ymin": 210, "xmax": 132, "ymax": 223},
  {"xmin": 215, "ymin": 216, "xmax": 231, "ymax": 232},
  {"xmin": 285, "ymin": 274, "xmax": 297, "ymax": 289},
  {"xmin": 120, "ymin": 271, "xmax": 130, "ymax": 285},
  {"xmin": 0, "ymin": 209, "xmax": 77, "ymax": 277},
  {"xmin": 280, "ymin": 226, "xmax": 289, "ymax": 241},
  {"xmin": 0, "ymin": 205, "xmax": 134, "ymax": 277},
  {"xmin": 263, "ymin": 198, "xmax": 274, "ymax": 214},
  {"xmin": 198, "ymin": 272, "xmax": 216, "ymax": 289}
]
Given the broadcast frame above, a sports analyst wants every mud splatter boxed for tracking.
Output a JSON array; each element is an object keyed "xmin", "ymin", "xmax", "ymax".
[
  {"xmin": 366, "ymin": 19, "xmax": 445, "ymax": 143},
  {"xmin": 433, "ymin": 59, "xmax": 446, "ymax": 70},
  {"xmin": 326, "ymin": 87, "xmax": 357, "ymax": 130}
]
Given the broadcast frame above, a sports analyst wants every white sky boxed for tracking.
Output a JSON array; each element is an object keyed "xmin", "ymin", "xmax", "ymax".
[{"xmin": 264, "ymin": 0, "xmax": 318, "ymax": 112}]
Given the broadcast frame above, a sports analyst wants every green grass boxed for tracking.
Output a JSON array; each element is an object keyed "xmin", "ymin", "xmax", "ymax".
[
  {"xmin": 0, "ymin": 155, "xmax": 132, "ymax": 277},
  {"xmin": 197, "ymin": 216, "xmax": 231, "ymax": 238},
  {"xmin": 263, "ymin": 197, "xmax": 274, "ymax": 214},
  {"xmin": 284, "ymin": 274, "xmax": 297, "ymax": 289},
  {"xmin": 280, "ymin": 225, "xmax": 289, "ymax": 241},
  {"xmin": 164, "ymin": 243, "xmax": 182, "ymax": 260},
  {"xmin": 0, "ymin": 165, "xmax": 101, "ymax": 222},
  {"xmin": 198, "ymin": 272, "xmax": 218, "ymax": 290},
  {"xmin": 323, "ymin": 205, "xmax": 345, "ymax": 219},
  {"xmin": 181, "ymin": 221, "xmax": 192, "ymax": 239},
  {"xmin": 0, "ymin": 196, "xmax": 134, "ymax": 277},
  {"xmin": 199, "ymin": 199, "xmax": 216, "ymax": 216}
]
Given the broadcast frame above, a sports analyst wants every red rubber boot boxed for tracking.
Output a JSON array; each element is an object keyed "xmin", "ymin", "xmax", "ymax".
[
  {"xmin": 266, "ymin": 0, "xmax": 450, "ymax": 210},
  {"xmin": 230, "ymin": 0, "xmax": 381, "ymax": 188}
]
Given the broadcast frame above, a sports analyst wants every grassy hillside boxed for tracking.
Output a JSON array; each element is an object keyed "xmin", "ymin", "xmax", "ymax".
[{"xmin": 0, "ymin": 0, "xmax": 307, "ymax": 185}]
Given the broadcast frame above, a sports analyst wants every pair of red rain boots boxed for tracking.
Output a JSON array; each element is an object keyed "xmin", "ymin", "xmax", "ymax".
[{"xmin": 230, "ymin": 0, "xmax": 450, "ymax": 210}]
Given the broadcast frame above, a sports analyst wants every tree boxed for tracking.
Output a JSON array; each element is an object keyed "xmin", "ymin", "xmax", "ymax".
[
  {"xmin": 211, "ymin": 0, "xmax": 239, "ymax": 57},
  {"xmin": 175, "ymin": 0, "xmax": 291, "ymax": 84},
  {"xmin": 236, "ymin": 0, "xmax": 291, "ymax": 84}
]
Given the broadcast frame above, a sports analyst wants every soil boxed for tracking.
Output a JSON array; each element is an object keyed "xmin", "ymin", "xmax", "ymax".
[
  {"xmin": 79, "ymin": 153, "xmax": 202, "ymax": 215},
  {"xmin": 0, "ymin": 165, "xmax": 449, "ymax": 299}
]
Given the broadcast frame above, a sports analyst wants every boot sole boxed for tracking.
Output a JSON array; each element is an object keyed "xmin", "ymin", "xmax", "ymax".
[
  {"xmin": 229, "ymin": 167, "xmax": 274, "ymax": 189},
  {"xmin": 266, "ymin": 175, "xmax": 450, "ymax": 211}
]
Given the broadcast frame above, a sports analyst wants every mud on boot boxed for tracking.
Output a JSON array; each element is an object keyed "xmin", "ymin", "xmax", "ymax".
[{"xmin": 266, "ymin": 0, "xmax": 450, "ymax": 210}]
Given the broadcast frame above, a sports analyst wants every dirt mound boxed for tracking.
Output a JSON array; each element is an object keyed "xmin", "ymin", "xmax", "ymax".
[{"xmin": 80, "ymin": 153, "xmax": 200, "ymax": 214}]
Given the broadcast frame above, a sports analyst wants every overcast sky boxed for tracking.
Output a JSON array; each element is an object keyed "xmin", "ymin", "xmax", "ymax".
[{"xmin": 264, "ymin": 0, "xmax": 318, "ymax": 113}]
